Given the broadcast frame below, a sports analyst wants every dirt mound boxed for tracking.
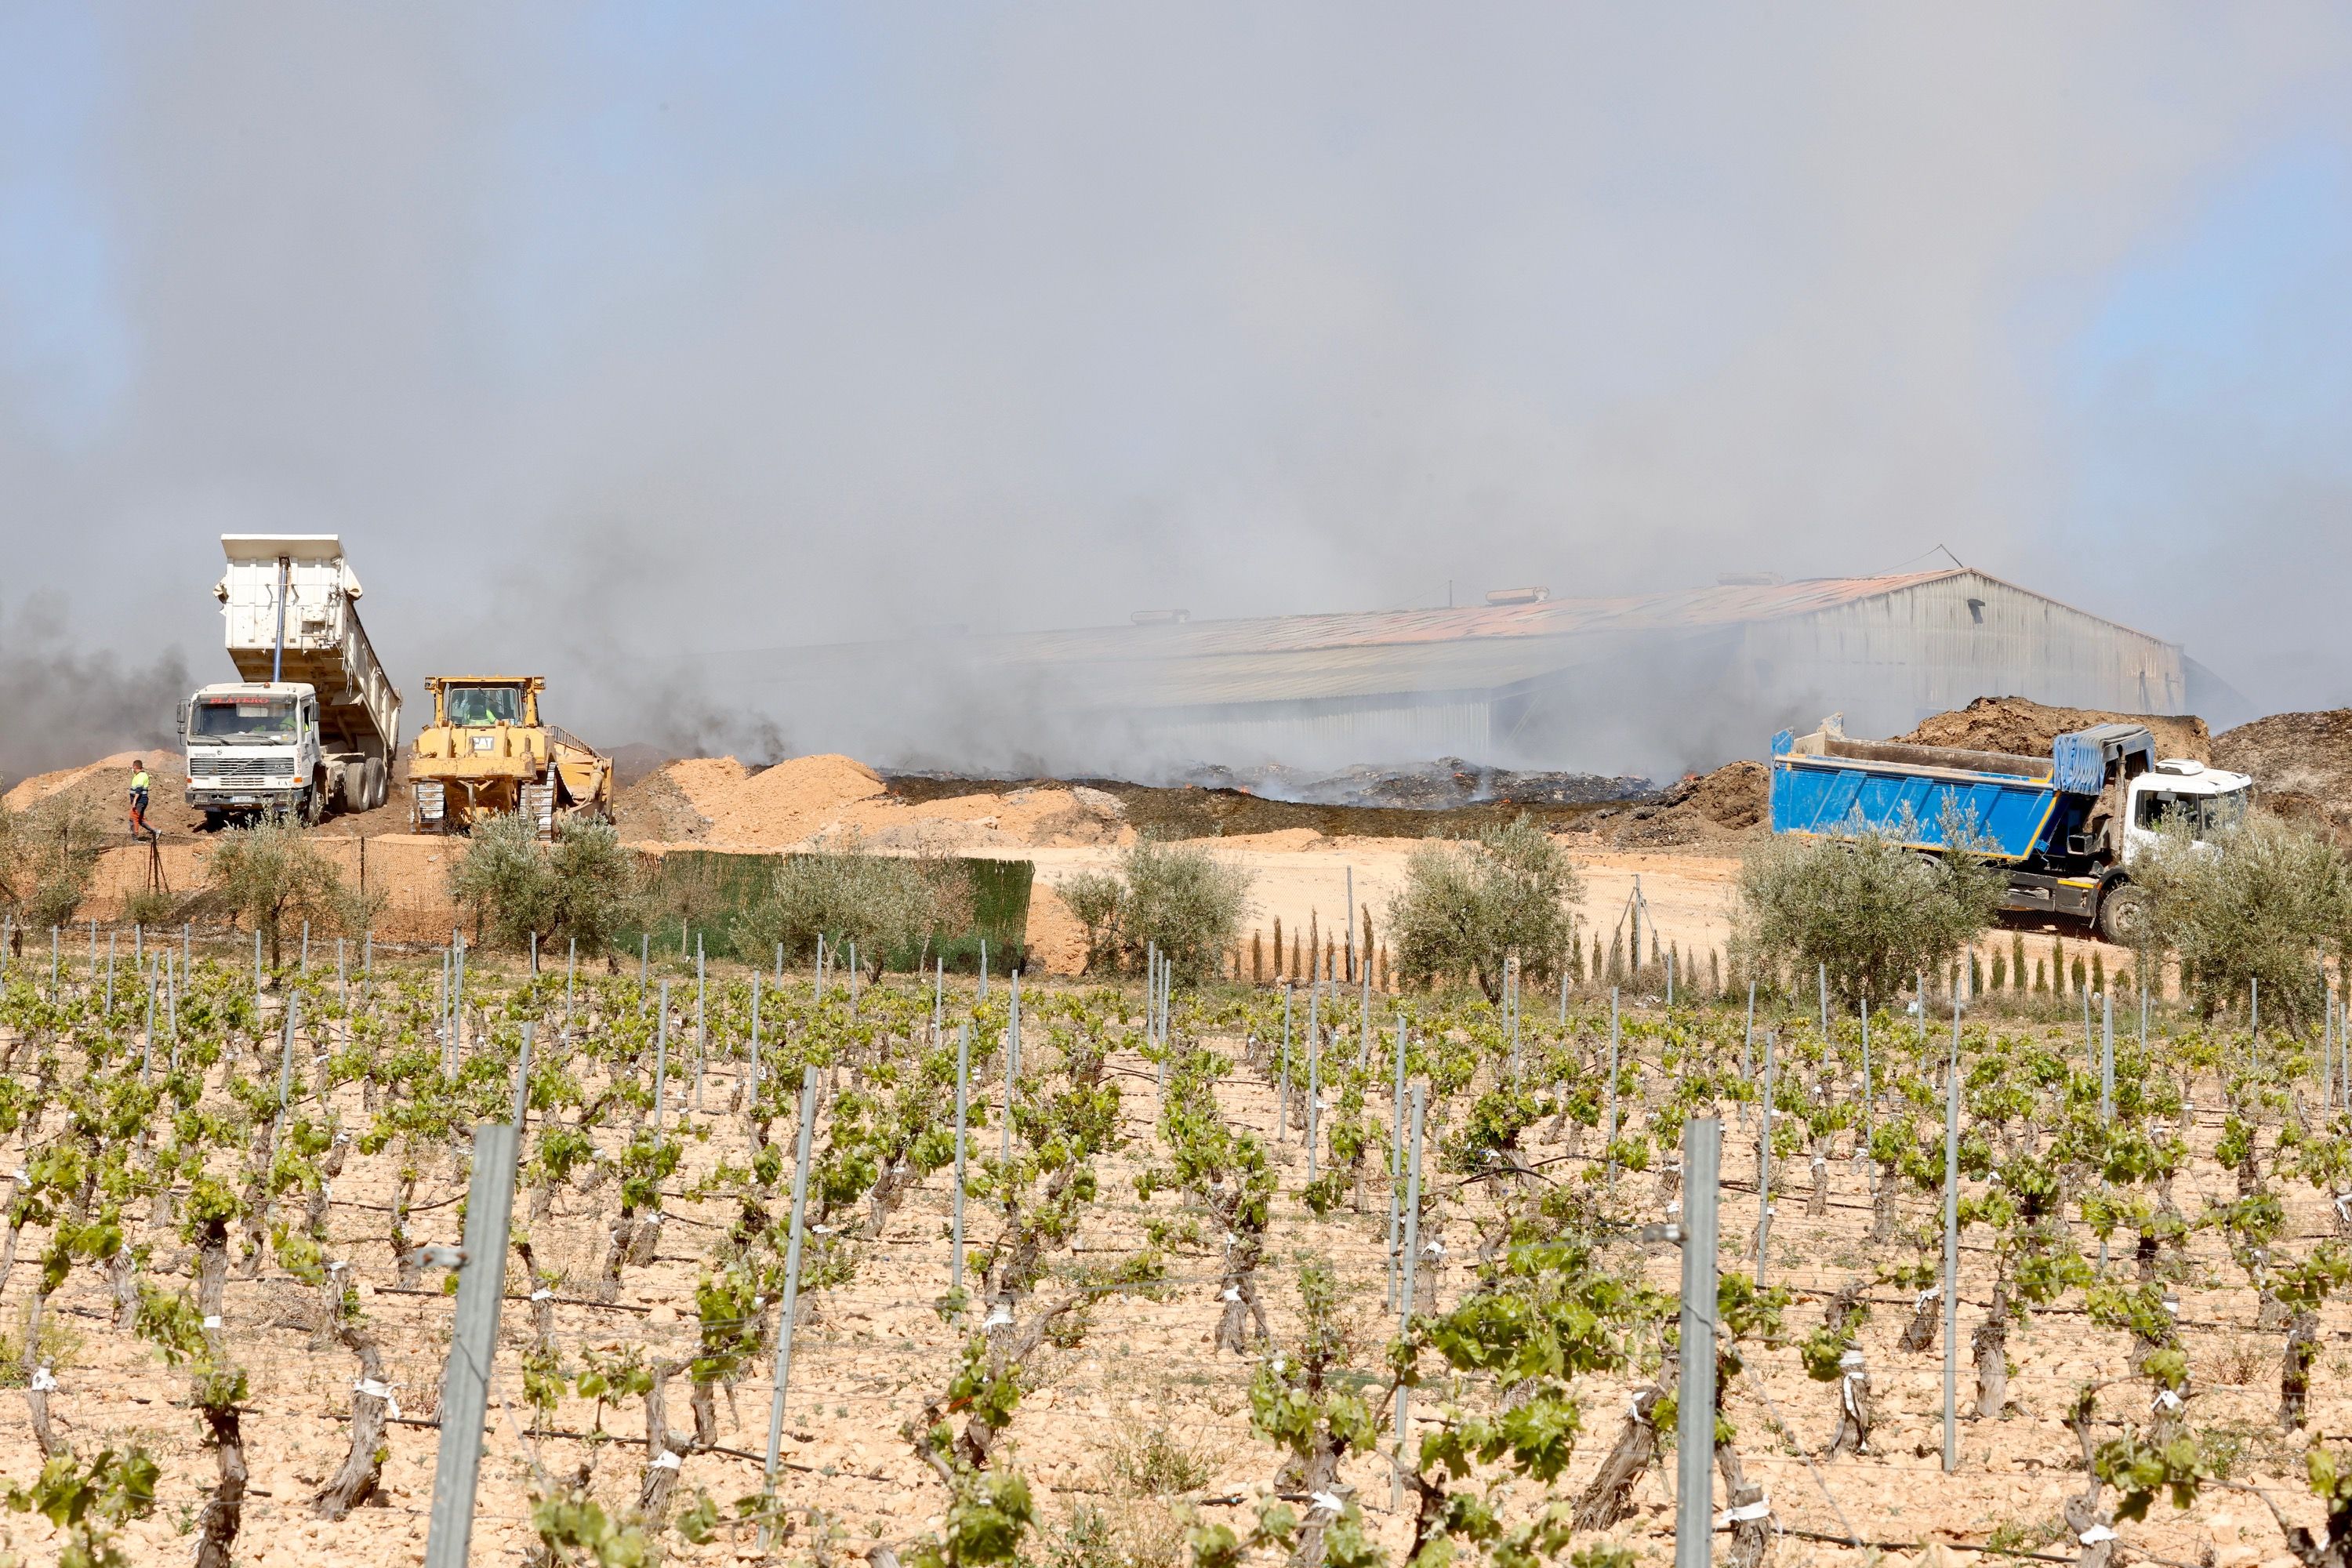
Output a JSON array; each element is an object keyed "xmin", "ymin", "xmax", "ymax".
[
  {"xmin": 660, "ymin": 757, "xmax": 750, "ymax": 816},
  {"xmin": 699, "ymin": 754, "xmax": 886, "ymax": 845},
  {"xmin": 1589, "ymin": 760, "xmax": 1767, "ymax": 849},
  {"xmin": 2215, "ymin": 710, "xmax": 2352, "ymax": 844},
  {"xmin": 2, "ymin": 751, "xmax": 186, "ymax": 841},
  {"xmin": 3, "ymin": 751, "xmax": 149, "ymax": 813},
  {"xmin": 1899, "ymin": 696, "xmax": 2211, "ymax": 764},
  {"xmin": 615, "ymin": 756, "xmax": 771, "ymax": 844},
  {"xmin": 613, "ymin": 768, "xmax": 714, "ymax": 844}
]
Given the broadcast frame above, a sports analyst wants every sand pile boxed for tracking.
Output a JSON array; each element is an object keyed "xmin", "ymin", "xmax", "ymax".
[
  {"xmin": 662, "ymin": 757, "xmax": 751, "ymax": 815},
  {"xmin": 4, "ymin": 751, "xmax": 146, "ymax": 812},
  {"xmin": 2215, "ymin": 710, "xmax": 2352, "ymax": 843},
  {"xmin": 613, "ymin": 768, "xmax": 717, "ymax": 844},
  {"xmin": 699, "ymin": 754, "xmax": 887, "ymax": 845},
  {"xmin": 830, "ymin": 785, "xmax": 1132, "ymax": 853},
  {"xmin": 1899, "ymin": 695, "xmax": 2211, "ymax": 764},
  {"xmin": 1593, "ymin": 760, "xmax": 1768, "ymax": 849},
  {"xmin": 2, "ymin": 751, "xmax": 184, "ymax": 837}
]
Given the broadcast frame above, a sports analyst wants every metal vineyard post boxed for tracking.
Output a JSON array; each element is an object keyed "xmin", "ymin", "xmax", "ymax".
[
  {"xmin": 760, "ymin": 1065, "xmax": 821, "ymax": 1539},
  {"xmin": 421, "ymin": 1120, "xmax": 521, "ymax": 1568},
  {"xmin": 1756, "ymin": 1029, "xmax": 1774, "ymax": 1280},
  {"xmin": 1674, "ymin": 1115, "xmax": 1722, "ymax": 1568},
  {"xmin": 653, "ymin": 978, "xmax": 670, "ymax": 1126},
  {"xmin": 1942, "ymin": 992, "xmax": 1962, "ymax": 1474},
  {"xmin": 1390, "ymin": 1081, "xmax": 1425, "ymax": 1510},
  {"xmin": 952, "ymin": 1022, "xmax": 971, "ymax": 1294}
]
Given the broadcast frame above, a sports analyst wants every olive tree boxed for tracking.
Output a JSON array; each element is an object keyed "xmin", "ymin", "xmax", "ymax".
[
  {"xmin": 207, "ymin": 816, "xmax": 375, "ymax": 967},
  {"xmin": 731, "ymin": 830, "xmax": 972, "ymax": 975},
  {"xmin": 1385, "ymin": 814, "xmax": 1579, "ymax": 1001},
  {"xmin": 2134, "ymin": 810, "xmax": 2352, "ymax": 1034},
  {"xmin": 1057, "ymin": 836, "xmax": 1252, "ymax": 982},
  {"xmin": 0, "ymin": 794, "xmax": 104, "ymax": 931},
  {"xmin": 1733, "ymin": 808, "xmax": 2004, "ymax": 1007},
  {"xmin": 447, "ymin": 811, "xmax": 639, "ymax": 954}
]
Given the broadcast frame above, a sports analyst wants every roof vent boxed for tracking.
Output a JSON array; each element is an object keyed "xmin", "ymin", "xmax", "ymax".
[
  {"xmin": 1131, "ymin": 608, "xmax": 1190, "ymax": 626},
  {"xmin": 1483, "ymin": 586, "xmax": 1550, "ymax": 606},
  {"xmin": 1716, "ymin": 572, "xmax": 1784, "ymax": 586}
]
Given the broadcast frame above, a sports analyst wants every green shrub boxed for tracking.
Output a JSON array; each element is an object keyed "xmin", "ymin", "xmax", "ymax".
[
  {"xmin": 1732, "ymin": 807, "xmax": 2003, "ymax": 1007},
  {"xmin": 1056, "ymin": 838, "xmax": 1252, "ymax": 982},
  {"xmin": 1386, "ymin": 814, "xmax": 1579, "ymax": 1001},
  {"xmin": 731, "ymin": 832, "xmax": 972, "ymax": 976},
  {"xmin": 208, "ymin": 815, "xmax": 376, "ymax": 967},
  {"xmin": 448, "ymin": 811, "xmax": 638, "ymax": 955},
  {"xmin": 2136, "ymin": 810, "xmax": 2352, "ymax": 1033},
  {"xmin": 0, "ymin": 793, "xmax": 104, "ymax": 931}
]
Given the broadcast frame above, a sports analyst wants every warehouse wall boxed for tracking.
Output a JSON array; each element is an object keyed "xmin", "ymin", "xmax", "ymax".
[{"xmin": 1744, "ymin": 570, "xmax": 2184, "ymax": 740}]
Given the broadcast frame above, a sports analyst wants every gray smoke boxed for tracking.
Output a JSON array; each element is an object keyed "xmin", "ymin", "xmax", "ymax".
[
  {"xmin": 0, "ymin": 597, "xmax": 189, "ymax": 793},
  {"xmin": 4, "ymin": 6, "xmax": 2351, "ymax": 779}
]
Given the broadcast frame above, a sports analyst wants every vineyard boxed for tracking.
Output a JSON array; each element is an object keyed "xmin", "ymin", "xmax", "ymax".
[{"xmin": 0, "ymin": 927, "xmax": 2350, "ymax": 1568}]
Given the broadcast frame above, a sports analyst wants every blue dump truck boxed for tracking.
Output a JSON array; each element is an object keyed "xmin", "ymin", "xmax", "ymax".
[{"xmin": 1769, "ymin": 715, "xmax": 2253, "ymax": 943}]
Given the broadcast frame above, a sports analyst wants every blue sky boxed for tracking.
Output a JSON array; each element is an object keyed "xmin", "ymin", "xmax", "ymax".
[{"xmin": 4, "ymin": 6, "xmax": 2352, "ymax": 764}]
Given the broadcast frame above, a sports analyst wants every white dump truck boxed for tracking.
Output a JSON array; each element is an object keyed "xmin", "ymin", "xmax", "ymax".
[{"xmin": 179, "ymin": 535, "xmax": 402, "ymax": 828}]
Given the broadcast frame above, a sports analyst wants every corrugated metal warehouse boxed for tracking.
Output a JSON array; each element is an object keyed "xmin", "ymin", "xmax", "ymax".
[
  {"xmin": 973, "ymin": 568, "xmax": 2189, "ymax": 777},
  {"xmin": 726, "ymin": 567, "xmax": 2204, "ymax": 779}
]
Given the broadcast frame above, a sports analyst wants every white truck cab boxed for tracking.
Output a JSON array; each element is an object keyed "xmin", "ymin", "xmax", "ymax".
[
  {"xmin": 2120, "ymin": 757, "xmax": 2254, "ymax": 864},
  {"xmin": 180, "ymin": 683, "xmax": 334, "ymax": 826}
]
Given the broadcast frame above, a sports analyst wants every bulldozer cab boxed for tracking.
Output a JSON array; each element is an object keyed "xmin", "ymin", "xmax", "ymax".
[{"xmin": 429, "ymin": 677, "xmax": 542, "ymax": 728}]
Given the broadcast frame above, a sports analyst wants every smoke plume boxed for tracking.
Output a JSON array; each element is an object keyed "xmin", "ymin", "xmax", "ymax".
[{"xmin": 3, "ymin": 7, "xmax": 2351, "ymax": 779}]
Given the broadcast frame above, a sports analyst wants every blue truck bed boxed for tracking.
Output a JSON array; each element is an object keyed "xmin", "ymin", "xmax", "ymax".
[{"xmin": 1769, "ymin": 727, "xmax": 2062, "ymax": 862}]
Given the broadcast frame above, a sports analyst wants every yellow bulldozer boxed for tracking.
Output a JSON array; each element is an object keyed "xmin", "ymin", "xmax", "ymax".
[{"xmin": 408, "ymin": 675, "xmax": 612, "ymax": 836}]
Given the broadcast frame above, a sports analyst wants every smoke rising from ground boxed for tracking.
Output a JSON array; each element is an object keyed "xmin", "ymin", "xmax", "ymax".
[
  {"xmin": 4, "ymin": 8, "xmax": 2352, "ymax": 779},
  {"xmin": 0, "ymin": 597, "xmax": 188, "ymax": 792}
]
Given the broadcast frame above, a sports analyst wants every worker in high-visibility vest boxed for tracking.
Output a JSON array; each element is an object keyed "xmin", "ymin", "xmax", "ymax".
[{"xmin": 128, "ymin": 760, "xmax": 154, "ymax": 842}]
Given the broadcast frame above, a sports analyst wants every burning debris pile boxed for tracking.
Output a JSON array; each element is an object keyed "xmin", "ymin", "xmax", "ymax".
[{"xmin": 1181, "ymin": 756, "xmax": 1653, "ymax": 809}]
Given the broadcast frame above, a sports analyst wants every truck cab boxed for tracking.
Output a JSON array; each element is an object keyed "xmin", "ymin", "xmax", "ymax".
[
  {"xmin": 180, "ymin": 681, "xmax": 331, "ymax": 827},
  {"xmin": 2122, "ymin": 759, "xmax": 2252, "ymax": 862}
]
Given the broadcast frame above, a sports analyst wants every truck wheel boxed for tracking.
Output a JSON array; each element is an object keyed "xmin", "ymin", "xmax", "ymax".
[
  {"xmin": 201, "ymin": 810, "xmax": 225, "ymax": 833},
  {"xmin": 303, "ymin": 783, "xmax": 325, "ymax": 827},
  {"xmin": 364, "ymin": 757, "xmax": 386, "ymax": 811},
  {"xmin": 2098, "ymin": 884, "xmax": 2151, "ymax": 946}
]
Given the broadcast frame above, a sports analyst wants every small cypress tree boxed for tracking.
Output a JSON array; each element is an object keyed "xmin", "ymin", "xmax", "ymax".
[
  {"xmin": 1272, "ymin": 916, "xmax": 1283, "ymax": 978},
  {"xmin": 2052, "ymin": 934, "xmax": 2067, "ymax": 994},
  {"xmin": 1607, "ymin": 927, "xmax": 1625, "ymax": 983},
  {"xmin": 1710, "ymin": 947, "xmax": 1722, "ymax": 995},
  {"xmin": 1251, "ymin": 931, "xmax": 1264, "ymax": 984},
  {"xmin": 1969, "ymin": 949, "xmax": 1984, "ymax": 996},
  {"xmin": 2034, "ymin": 957, "xmax": 2048, "ymax": 993},
  {"xmin": 2012, "ymin": 933, "xmax": 2028, "ymax": 992},
  {"xmin": 1991, "ymin": 952, "xmax": 2008, "ymax": 992},
  {"xmin": 2071, "ymin": 955, "xmax": 2087, "ymax": 994},
  {"xmin": 2091, "ymin": 951, "xmax": 2106, "ymax": 995}
]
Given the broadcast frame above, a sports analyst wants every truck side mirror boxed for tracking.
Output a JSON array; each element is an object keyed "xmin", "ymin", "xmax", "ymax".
[{"xmin": 175, "ymin": 700, "xmax": 189, "ymax": 737}]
